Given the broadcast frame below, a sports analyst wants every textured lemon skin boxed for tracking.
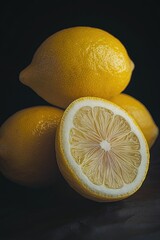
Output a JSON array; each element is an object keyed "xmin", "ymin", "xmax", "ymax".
[
  {"xmin": 110, "ymin": 93, "xmax": 159, "ymax": 148},
  {"xmin": 0, "ymin": 106, "xmax": 63, "ymax": 186},
  {"xmin": 55, "ymin": 97, "xmax": 150, "ymax": 202},
  {"xmin": 20, "ymin": 26, "xmax": 134, "ymax": 109}
]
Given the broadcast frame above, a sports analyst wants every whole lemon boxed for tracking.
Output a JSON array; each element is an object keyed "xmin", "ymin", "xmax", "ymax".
[
  {"xmin": 20, "ymin": 26, "xmax": 134, "ymax": 109},
  {"xmin": 0, "ymin": 106, "xmax": 63, "ymax": 186},
  {"xmin": 110, "ymin": 93, "xmax": 159, "ymax": 148}
]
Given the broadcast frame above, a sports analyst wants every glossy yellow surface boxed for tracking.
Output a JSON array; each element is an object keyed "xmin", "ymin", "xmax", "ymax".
[
  {"xmin": 20, "ymin": 26, "xmax": 134, "ymax": 109},
  {"xmin": 0, "ymin": 106, "xmax": 63, "ymax": 186}
]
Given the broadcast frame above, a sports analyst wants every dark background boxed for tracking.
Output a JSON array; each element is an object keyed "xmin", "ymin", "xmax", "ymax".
[{"xmin": 0, "ymin": 1, "xmax": 160, "ymax": 240}]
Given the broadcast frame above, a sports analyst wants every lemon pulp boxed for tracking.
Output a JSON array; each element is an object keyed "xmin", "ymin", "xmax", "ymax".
[{"xmin": 70, "ymin": 106, "xmax": 141, "ymax": 189}]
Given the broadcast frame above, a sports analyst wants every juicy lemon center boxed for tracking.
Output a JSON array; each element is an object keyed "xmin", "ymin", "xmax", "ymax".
[
  {"xmin": 69, "ymin": 106, "xmax": 141, "ymax": 189},
  {"xmin": 100, "ymin": 140, "xmax": 111, "ymax": 151}
]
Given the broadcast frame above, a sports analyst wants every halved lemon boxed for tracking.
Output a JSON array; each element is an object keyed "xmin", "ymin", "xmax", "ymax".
[{"xmin": 56, "ymin": 97, "xmax": 150, "ymax": 202}]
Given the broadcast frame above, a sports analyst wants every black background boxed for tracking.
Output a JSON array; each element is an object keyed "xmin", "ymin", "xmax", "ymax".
[{"xmin": 0, "ymin": 1, "xmax": 160, "ymax": 240}]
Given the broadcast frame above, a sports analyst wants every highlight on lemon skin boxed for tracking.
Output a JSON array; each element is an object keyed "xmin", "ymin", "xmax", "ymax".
[
  {"xmin": 20, "ymin": 26, "xmax": 134, "ymax": 109},
  {"xmin": 56, "ymin": 97, "xmax": 150, "ymax": 202},
  {"xmin": 110, "ymin": 93, "xmax": 159, "ymax": 148},
  {"xmin": 0, "ymin": 106, "xmax": 63, "ymax": 187}
]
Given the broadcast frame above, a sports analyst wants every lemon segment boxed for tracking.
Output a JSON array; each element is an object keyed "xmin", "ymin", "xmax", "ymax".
[{"xmin": 56, "ymin": 97, "xmax": 150, "ymax": 202}]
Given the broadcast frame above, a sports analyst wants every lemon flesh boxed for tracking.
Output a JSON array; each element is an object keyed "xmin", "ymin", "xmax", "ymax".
[
  {"xmin": 56, "ymin": 97, "xmax": 149, "ymax": 201},
  {"xmin": 70, "ymin": 106, "xmax": 141, "ymax": 189}
]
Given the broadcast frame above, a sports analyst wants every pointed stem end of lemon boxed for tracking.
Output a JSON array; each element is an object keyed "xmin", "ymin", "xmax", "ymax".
[
  {"xmin": 131, "ymin": 60, "xmax": 135, "ymax": 71},
  {"xmin": 19, "ymin": 65, "xmax": 31, "ymax": 84}
]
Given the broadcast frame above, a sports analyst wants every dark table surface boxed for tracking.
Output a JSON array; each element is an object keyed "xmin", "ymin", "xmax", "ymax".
[{"xmin": 0, "ymin": 136, "xmax": 160, "ymax": 240}]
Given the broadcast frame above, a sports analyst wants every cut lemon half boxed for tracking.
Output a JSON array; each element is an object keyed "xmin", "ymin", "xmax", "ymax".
[{"xmin": 56, "ymin": 97, "xmax": 150, "ymax": 202}]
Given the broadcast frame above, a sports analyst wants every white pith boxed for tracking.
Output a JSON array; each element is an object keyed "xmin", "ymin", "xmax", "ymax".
[
  {"xmin": 100, "ymin": 140, "xmax": 111, "ymax": 151},
  {"xmin": 61, "ymin": 98, "xmax": 149, "ymax": 197}
]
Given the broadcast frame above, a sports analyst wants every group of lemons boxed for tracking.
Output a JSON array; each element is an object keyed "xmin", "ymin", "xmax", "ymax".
[{"xmin": 0, "ymin": 27, "xmax": 158, "ymax": 202}]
